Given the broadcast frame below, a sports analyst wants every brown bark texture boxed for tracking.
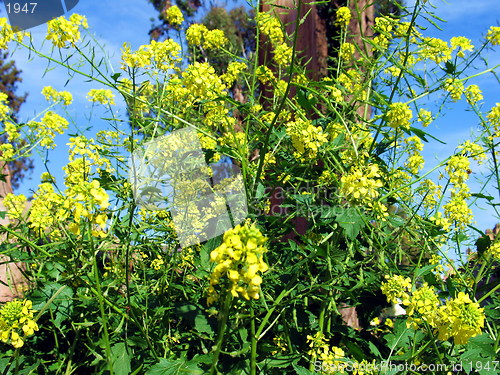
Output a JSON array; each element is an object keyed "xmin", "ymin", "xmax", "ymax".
[{"xmin": 0, "ymin": 162, "xmax": 28, "ymax": 302}]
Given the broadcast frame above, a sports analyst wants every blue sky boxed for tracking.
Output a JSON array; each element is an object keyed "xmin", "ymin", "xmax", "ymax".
[{"xmin": 5, "ymin": 0, "xmax": 500, "ymax": 237}]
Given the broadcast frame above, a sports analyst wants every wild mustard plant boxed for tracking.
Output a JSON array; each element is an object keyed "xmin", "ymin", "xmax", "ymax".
[{"xmin": 0, "ymin": 1, "xmax": 499, "ymax": 373}]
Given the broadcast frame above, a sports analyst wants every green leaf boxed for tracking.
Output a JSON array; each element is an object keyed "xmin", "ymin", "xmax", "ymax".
[
  {"xmin": 145, "ymin": 358, "xmax": 203, "ymax": 375},
  {"xmin": 460, "ymin": 334, "xmax": 496, "ymax": 374},
  {"xmin": 414, "ymin": 264, "xmax": 437, "ymax": 278},
  {"xmin": 368, "ymin": 341, "xmax": 382, "ymax": 359},
  {"xmin": 292, "ymin": 364, "xmax": 316, "ymax": 374},
  {"xmin": 174, "ymin": 304, "xmax": 215, "ymax": 337},
  {"xmin": 194, "ymin": 312, "xmax": 214, "ymax": 335},
  {"xmin": 111, "ymin": 73, "xmax": 122, "ymax": 81},
  {"xmin": 471, "ymin": 193, "xmax": 495, "ymax": 201},
  {"xmin": 111, "ymin": 342, "xmax": 131, "ymax": 375},
  {"xmin": 335, "ymin": 208, "xmax": 365, "ymax": 240}
]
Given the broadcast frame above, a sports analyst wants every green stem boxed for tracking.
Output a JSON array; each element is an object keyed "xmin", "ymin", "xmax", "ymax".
[
  {"xmin": 92, "ymin": 254, "xmax": 114, "ymax": 374},
  {"xmin": 250, "ymin": 306, "xmax": 257, "ymax": 375},
  {"xmin": 210, "ymin": 294, "xmax": 232, "ymax": 375}
]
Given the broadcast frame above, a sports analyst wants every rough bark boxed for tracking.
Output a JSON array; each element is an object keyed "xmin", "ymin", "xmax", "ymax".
[{"xmin": 0, "ymin": 162, "xmax": 28, "ymax": 302}]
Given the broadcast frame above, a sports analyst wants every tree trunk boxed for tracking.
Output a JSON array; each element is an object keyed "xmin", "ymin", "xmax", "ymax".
[{"xmin": 0, "ymin": 162, "xmax": 27, "ymax": 302}]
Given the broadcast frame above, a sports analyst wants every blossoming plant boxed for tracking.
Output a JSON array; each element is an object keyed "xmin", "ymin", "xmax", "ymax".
[{"xmin": 0, "ymin": 0, "xmax": 499, "ymax": 373}]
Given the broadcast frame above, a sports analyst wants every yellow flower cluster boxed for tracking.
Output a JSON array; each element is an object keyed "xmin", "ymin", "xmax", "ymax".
[
  {"xmin": 28, "ymin": 181, "xmax": 65, "ymax": 238},
  {"xmin": 386, "ymin": 102, "xmax": 412, "ymax": 129},
  {"xmin": 418, "ymin": 108, "xmax": 433, "ymax": 127},
  {"xmin": 487, "ymin": 241, "xmax": 500, "ymax": 260},
  {"xmin": 419, "ymin": 179, "xmax": 442, "ymax": 210},
  {"xmin": 207, "ymin": 221, "xmax": 268, "ymax": 305},
  {"xmin": 307, "ymin": 332, "xmax": 345, "ymax": 368},
  {"xmin": 380, "ymin": 274, "xmax": 411, "ymax": 305},
  {"xmin": 164, "ymin": 5, "xmax": 184, "ymax": 26},
  {"xmin": 444, "ymin": 78, "xmax": 465, "ymax": 101},
  {"xmin": 0, "ymin": 17, "xmax": 28, "ymax": 49},
  {"xmin": 404, "ymin": 135, "xmax": 424, "ymax": 174},
  {"xmin": 335, "ymin": 7, "xmax": 351, "ymax": 28},
  {"xmin": 418, "ymin": 37, "xmax": 452, "ymax": 64},
  {"xmin": 256, "ymin": 12, "xmax": 284, "ymax": 46},
  {"xmin": 341, "ymin": 163, "xmax": 384, "ymax": 206},
  {"xmin": 458, "ymin": 140, "xmax": 487, "ymax": 163},
  {"xmin": 0, "ymin": 299, "xmax": 38, "ymax": 348},
  {"xmin": 486, "ymin": 103, "xmax": 500, "ymax": 136},
  {"xmin": 151, "ymin": 256, "xmax": 165, "ymax": 270},
  {"xmin": 273, "ymin": 43, "xmax": 293, "ymax": 66},
  {"xmin": 286, "ymin": 118, "xmax": 328, "ymax": 160},
  {"xmin": 382, "ymin": 277, "xmax": 485, "ymax": 345},
  {"xmin": 185, "ymin": 24, "xmax": 227, "ymax": 49},
  {"xmin": 222, "ymin": 61, "xmax": 247, "ymax": 86},
  {"xmin": 3, "ymin": 193, "xmax": 27, "ymax": 220},
  {"xmin": 339, "ymin": 42, "xmax": 355, "ymax": 61},
  {"xmin": 121, "ymin": 39, "xmax": 181, "ymax": 70},
  {"xmin": 41, "ymin": 86, "xmax": 73, "ymax": 105},
  {"xmin": 486, "ymin": 26, "xmax": 500, "ymax": 45},
  {"xmin": 182, "ymin": 62, "xmax": 226, "ymax": 100},
  {"xmin": 28, "ymin": 111, "xmax": 69, "ymax": 148},
  {"xmin": 465, "ymin": 84, "xmax": 483, "ymax": 104},
  {"xmin": 450, "ymin": 36, "xmax": 474, "ymax": 58},
  {"xmin": 0, "ymin": 92, "xmax": 11, "ymax": 121},
  {"xmin": 27, "ymin": 136, "xmax": 111, "ymax": 239},
  {"xmin": 405, "ymin": 283, "xmax": 440, "ymax": 328},
  {"xmin": 46, "ymin": 14, "xmax": 88, "ymax": 48},
  {"xmin": 87, "ymin": 89, "xmax": 116, "ymax": 106},
  {"xmin": 436, "ymin": 292, "xmax": 485, "ymax": 345}
]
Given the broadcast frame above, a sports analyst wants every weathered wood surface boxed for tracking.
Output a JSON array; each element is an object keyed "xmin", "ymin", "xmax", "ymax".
[{"xmin": 0, "ymin": 162, "xmax": 27, "ymax": 302}]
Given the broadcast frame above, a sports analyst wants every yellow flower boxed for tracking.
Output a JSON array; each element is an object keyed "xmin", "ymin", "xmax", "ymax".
[
  {"xmin": 3, "ymin": 193, "xmax": 27, "ymax": 220},
  {"xmin": 340, "ymin": 163, "xmax": 384, "ymax": 205},
  {"xmin": 418, "ymin": 37, "xmax": 452, "ymax": 64},
  {"xmin": 186, "ymin": 24, "xmax": 208, "ymax": 46},
  {"xmin": 207, "ymin": 221, "xmax": 268, "ymax": 304},
  {"xmin": 256, "ymin": 12, "xmax": 284, "ymax": 46},
  {"xmin": 164, "ymin": 5, "xmax": 184, "ymax": 26},
  {"xmin": 0, "ymin": 299, "xmax": 39, "ymax": 349},
  {"xmin": 339, "ymin": 42, "xmax": 355, "ymax": 60},
  {"xmin": 42, "ymin": 86, "xmax": 73, "ymax": 105},
  {"xmin": 335, "ymin": 7, "xmax": 351, "ymax": 28},
  {"xmin": 418, "ymin": 108, "xmax": 433, "ymax": 127},
  {"xmin": 450, "ymin": 36, "xmax": 474, "ymax": 58},
  {"xmin": 203, "ymin": 29, "xmax": 227, "ymax": 49},
  {"xmin": 465, "ymin": 84, "xmax": 483, "ymax": 104},
  {"xmin": 381, "ymin": 274, "xmax": 411, "ymax": 305},
  {"xmin": 273, "ymin": 43, "xmax": 293, "ymax": 66},
  {"xmin": 486, "ymin": 26, "xmax": 500, "ymax": 46},
  {"xmin": 386, "ymin": 102, "xmax": 412, "ymax": 129},
  {"xmin": 46, "ymin": 14, "xmax": 88, "ymax": 48},
  {"xmin": 87, "ymin": 89, "xmax": 116, "ymax": 106},
  {"xmin": 286, "ymin": 118, "xmax": 328, "ymax": 160},
  {"xmin": 487, "ymin": 241, "xmax": 500, "ymax": 260},
  {"xmin": 436, "ymin": 292, "xmax": 484, "ymax": 345},
  {"xmin": 444, "ymin": 78, "xmax": 465, "ymax": 101}
]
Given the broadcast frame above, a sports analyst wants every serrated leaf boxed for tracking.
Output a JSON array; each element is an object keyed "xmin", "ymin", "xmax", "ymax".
[
  {"xmin": 336, "ymin": 208, "xmax": 365, "ymax": 240},
  {"xmin": 145, "ymin": 358, "xmax": 203, "ymax": 375},
  {"xmin": 292, "ymin": 364, "xmax": 316, "ymax": 374},
  {"xmin": 194, "ymin": 312, "xmax": 214, "ymax": 335},
  {"xmin": 111, "ymin": 342, "xmax": 131, "ymax": 375}
]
